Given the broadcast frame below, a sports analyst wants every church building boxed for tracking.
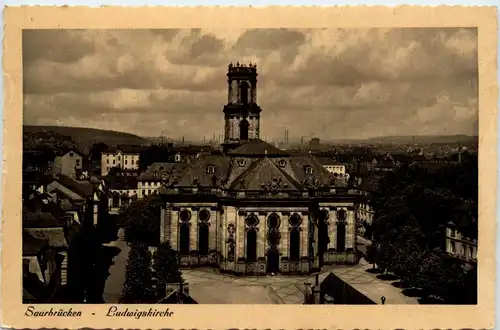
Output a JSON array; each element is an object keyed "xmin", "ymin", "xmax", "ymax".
[{"xmin": 158, "ymin": 62, "xmax": 362, "ymax": 276}]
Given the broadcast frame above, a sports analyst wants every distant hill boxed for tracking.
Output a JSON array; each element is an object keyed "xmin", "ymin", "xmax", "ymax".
[
  {"xmin": 23, "ymin": 125, "xmax": 149, "ymax": 154},
  {"xmin": 366, "ymin": 135, "xmax": 478, "ymax": 145}
]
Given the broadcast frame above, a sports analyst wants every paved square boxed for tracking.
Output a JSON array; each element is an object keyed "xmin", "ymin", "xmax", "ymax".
[{"xmin": 180, "ymin": 258, "xmax": 420, "ymax": 304}]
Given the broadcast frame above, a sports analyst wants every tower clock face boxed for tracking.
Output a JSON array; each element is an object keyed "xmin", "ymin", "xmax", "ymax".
[{"xmin": 336, "ymin": 209, "xmax": 347, "ymax": 221}]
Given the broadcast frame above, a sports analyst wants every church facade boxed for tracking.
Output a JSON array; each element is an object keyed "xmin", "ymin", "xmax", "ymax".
[{"xmin": 158, "ymin": 63, "xmax": 362, "ymax": 275}]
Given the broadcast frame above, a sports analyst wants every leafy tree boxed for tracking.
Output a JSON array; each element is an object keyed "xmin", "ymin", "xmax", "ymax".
[
  {"xmin": 365, "ymin": 244, "xmax": 378, "ymax": 269},
  {"xmin": 153, "ymin": 241, "xmax": 183, "ymax": 297},
  {"xmin": 139, "ymin": 144, "xmax": 175, "ymax": 171},
  {"xmin": 120, "ymin": 243, "xmax": 156, "ymax": 303},
  {"xmin": 369, "ymin": 156, "xmax": 478, "ymax": 303},
  {"xmin": 120, "ymin": 195, "xmax": 163, "ymax": 246}
]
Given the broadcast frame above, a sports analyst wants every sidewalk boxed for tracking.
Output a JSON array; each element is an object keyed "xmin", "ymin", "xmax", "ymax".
[
  {"xmin": 102, "ymin": 228, "xmax": 130, "ymax": 303},
  {"xmin": 329, "ymin": 258, "xmax": 419, "ymax": 304}
]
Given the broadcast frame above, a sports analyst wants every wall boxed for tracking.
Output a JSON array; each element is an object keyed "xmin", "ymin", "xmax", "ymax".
[
  {"xmin": 54, "ymin": 152, "xmax": 83, "ymax": 178},
  {"xmin": 101, "ymin": 151, "xmax": 140, "ymax": 176},
  {"xmin": 446, "ymin": 227, "xmax": 478, "ymax": 262},
  {"xmin": 138, "ymin": 181, "xmax": 162, "ymax": 198}
]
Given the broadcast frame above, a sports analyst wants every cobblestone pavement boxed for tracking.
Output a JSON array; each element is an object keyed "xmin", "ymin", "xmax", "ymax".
[
  {"xmin": 182, "ymin": 266, "xmax": 341, "ymax": 304},
  {"xmin": 183, "ymin": 256, "xmax": 418, "ymax": 304}
]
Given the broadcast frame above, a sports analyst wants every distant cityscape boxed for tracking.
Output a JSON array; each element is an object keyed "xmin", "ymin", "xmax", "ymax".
[{"xmin": 23, "ymin": 59, "xmax": 477, "ymax": 306}]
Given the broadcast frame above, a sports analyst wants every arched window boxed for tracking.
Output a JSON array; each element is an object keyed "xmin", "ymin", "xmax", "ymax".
[
  {"xmin": 290, "ymin": 229, "xmax": 300, "ymax": 261},
  {"xmin": 198, "ymin": 209, "xmax": 210, "ymax": 255},
  {"xmin": 240, "ymin": 119, "xmax": 249, "ymax": 141},
  {"xmin": 336, "ymin": 222, "xmax": 346, "ymax": 252},
  {"xmin": 240, "ymin": 81, "xmax": 249, "ymax": 105},
  {"xmin": 179, "ymin": 209, "xmax": 191, "ymax": 254},
  {"xmin": 245, "ymin": 214, "xmax": 259, "ymax": 262},
  {"xmin": 180, "ymin": 224, "xmax": 190, "ymax": 254},
  {"xmin": 198, "ymin": 224, "xmax": 209, "ymax": 255},
  {"xmin": 246, "ymin": 229, "xmax": 257, "ymax": 262}
]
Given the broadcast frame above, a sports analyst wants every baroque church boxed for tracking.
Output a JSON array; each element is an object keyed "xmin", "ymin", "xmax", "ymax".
[{"xmin": 158, "ymin": 62, "xmax": 362, "ymax": 275}]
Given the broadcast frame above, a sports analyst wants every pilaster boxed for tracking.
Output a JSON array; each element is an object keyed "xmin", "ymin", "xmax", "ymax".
[
  {"xmin": 237, "ymin": 210, "xmax": 245, "ymax": 259},
  {"xmin": 221, "ymin": 207, "xmax": 228, "ymax": 259},
  {"xmin": 329, "ymin": 209, "xmax": 337, "ymax": 250},
  {"xmin": 160, "ymin": 206, "xmax": 166, "ymax": 243},
  {"xmin": 258, "ymin": 211, "xmax": 266, "ymax": 258},
  {"xmin": 281, "ymin": 212, "xmax": 290, "ymax": 258},
  {"xmin": 171, "ymin": 206, "xmax": 179, "ymax": 250},
  {"xmin": 346, "ymin": 208, "xmax": 355, "ymax": 249},
  {"xmin": 301, "ymin": 212, "xmax": 309, "ymax": 257},
  {"xmin": 190, "ymin": 207, "xmax": 198, "ymax": 252},
  {"xmin": 209, "ymin": 207, "xmax": 217, "ymax": 251}
]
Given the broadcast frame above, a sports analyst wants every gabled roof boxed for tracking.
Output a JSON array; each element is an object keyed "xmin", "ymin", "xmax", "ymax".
[
  {"xmin": 23, "ymin": 212, "xmax": 67, "ymax": 228},
  {"xmin": 24, "ymin": 227, "xmax": 69, "ymax": 248},
  {"xmin": 54, "ymin": 146, "xmax": 85, "ymax": 157},
  {"xmin": 24, "ymin": 192, "xmax": 65, "ymax": 218},
  {"xmin": 228, "ymin": 139, "xmax": 289, "ymax": 156},
  {"xmin": 287, "ymin": 155, "xmax": 344, "ymax": 187},
  {"xmin": 229, "ymin": 157, "xmax": 300, "ymax": 191},
  {"xmin": 158, "ymin": 289, "xmax": 198, "ymax": 304},
  {"xmin": 175, "ymin": 155, "xmax": 231, "ymax": 187},
  {"xmin": 23, "ymin": 231, "xmax": 49, "ymax": 256},
  {"xmin": 138, "ymin": 162, "xmax": 188, "ymax": 182},
  {"xmin": 55, "ymin": 175, "xmax": 94, "ymax": 198}
]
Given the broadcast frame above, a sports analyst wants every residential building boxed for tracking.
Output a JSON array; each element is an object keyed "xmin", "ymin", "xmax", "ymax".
[
  {"xmin": 316, "ymin": 157, "xmax": 347, "ymax": 178},
  {"xmin": 53, "ymin": 147, "xmax": 84, "ymax": 178},
  {"xmin": 445, "ymin": 202, "xmax": 478, "ymax": 263},
  {"xmin": 105, "ymin": 175, "xmax": 139, "ymax": 213},
  {"xmin": 101, "ymin": 145, "xmax": 142, "ymax": 176},
  {"xmin": 137, "ymin": 162, "xmax": 187, "ymax": 199}
]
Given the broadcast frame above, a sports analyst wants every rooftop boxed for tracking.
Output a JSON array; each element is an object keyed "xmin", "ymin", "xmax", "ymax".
[{"xmin": 228, "ymin": 139, "xmax": 289, "ymax": 157}]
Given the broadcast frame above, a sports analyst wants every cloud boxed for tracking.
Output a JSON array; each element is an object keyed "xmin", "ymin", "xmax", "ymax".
[{"xmin": 23, "ymin": 28, "xmax": 478, "ymax": 140}]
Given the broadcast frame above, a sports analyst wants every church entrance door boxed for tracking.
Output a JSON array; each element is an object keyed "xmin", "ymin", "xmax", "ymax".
[{"xmin": 266, "ymin": 247, "xmax": 280, "ymax": 274}]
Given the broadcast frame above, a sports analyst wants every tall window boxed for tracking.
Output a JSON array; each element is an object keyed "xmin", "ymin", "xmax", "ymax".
[
  {"xmin": 240, "ymin": 81, "xmax": 249, "ymax": 104},
  {"xmin": 246, "ymin": 230, "xmax": 257, "ymax": 262},
  {"xmin": 198, "ymin": 209, "xmax": 210, "ymax": 255},
  {"xmin": 289, "ymin": 213, "xmax": 302, "ymax": 261},
  {"xmin": 336, "ymin": 222, "xmax": 346, "ymax": 252},
  {"xmin": 245, "ymin": 214, "xmax": 259, "ymax": 262},
  {"xmin": 240, "ymin": 119, "xmax": 249, "ymax": 141},
  {"xmin": 179, "ymin": 209, "xmax": 191, "ymax": 254}
]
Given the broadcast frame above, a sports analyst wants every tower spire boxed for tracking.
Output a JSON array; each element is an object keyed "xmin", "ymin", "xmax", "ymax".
[{"xmin": 222, "ymin": 61, "xmax": 262, "ymax": 153}]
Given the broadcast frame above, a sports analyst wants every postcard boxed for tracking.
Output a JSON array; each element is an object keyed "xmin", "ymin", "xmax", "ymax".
[{"xmin": 2, "ymin": 5, "xmax": 497, "ymax": 329}]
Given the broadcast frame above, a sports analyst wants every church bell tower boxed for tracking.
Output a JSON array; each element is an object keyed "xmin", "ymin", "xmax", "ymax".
[{"xmin": 223, "ymin": 61, "xmax": 262, "ymax": 152}]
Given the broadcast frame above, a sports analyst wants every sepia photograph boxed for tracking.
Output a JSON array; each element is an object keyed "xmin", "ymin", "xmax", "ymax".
[
  {"xmin": 21, "ymin": 26, "xmax": 480, "ymax": 305},
  {"xmin": 2, "ymin": 5, "xmax": 497, "ymax": 329}
]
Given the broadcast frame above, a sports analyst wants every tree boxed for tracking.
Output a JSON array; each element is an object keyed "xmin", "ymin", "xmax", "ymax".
[
  {"xmin": 120, "ymin": 244, "xmax": 156, "ymax": 303},
  {"xmin": 139, "ymin": 144, "xmax": 175, "ymax": 171},
  {"xmin": 365, "ymin": 244, "xmax": 378, "ymax": 269},
  {"xmin": 153, "ymin": 241, "xmax": 183, "ymax": 296},
  {"xmin": 369, "ymin": 158, "xmax": 478, "ymax": 302},
  {"xmin": 120, "ymin": 195, "xmax": 162, "ymax": 246}
]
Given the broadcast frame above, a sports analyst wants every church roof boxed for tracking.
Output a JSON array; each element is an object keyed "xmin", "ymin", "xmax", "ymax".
[
  {"xmin": 176, "ymin": 154, "xmax": 231, "ymax": 187},
  {"xmin": 229, "ymin": 157, "xmax": 300, "ymax": 191},
  {"xmin": 137, "ymin": 162, "xmax": 187, "ymax": 182},
  {"xmin": 228, "ymin": 139, "xmax": 289, "ymax": 156},
  {"xmin": 288, "ymin": 155, "xmax": 343, "ymax": 187}
]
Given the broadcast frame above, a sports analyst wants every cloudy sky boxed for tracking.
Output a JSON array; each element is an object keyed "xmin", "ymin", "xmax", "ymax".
[{"xmin": 23, "ymin": 28, "xmax": 478, "ymax": 141}]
